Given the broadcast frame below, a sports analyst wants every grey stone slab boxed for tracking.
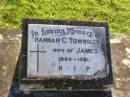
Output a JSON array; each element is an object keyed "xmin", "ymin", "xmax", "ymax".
[
  {"xmin": 27, "ymin": 24, "xmax": 107, "ymax": 77},
  {"xmin": 19, "ymin": 19, "xmax": 112, "ymax": 90}
]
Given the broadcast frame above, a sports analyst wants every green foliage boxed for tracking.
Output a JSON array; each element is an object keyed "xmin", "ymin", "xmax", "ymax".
[{"xmin": 0, "ymin": 0, "xmax": 130, "ymax": 33}]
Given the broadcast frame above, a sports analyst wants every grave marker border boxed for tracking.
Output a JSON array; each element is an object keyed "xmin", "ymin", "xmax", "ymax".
[{"xmin": 19, "ymin": 18, "xmax": 113, "ymax": 90}]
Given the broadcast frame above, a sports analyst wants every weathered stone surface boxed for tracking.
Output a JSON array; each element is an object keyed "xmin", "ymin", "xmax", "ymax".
[
  {"xmin": 0, "ymin": 26, "xmax": 130, "ymax": 97},
  {"xmin": 27, "ymin": 24, "xmax": 108, "ymax": 78},
  {"xmin": 111, "ymin": 33, "xmax": 130, "ymax": 97},
  {"xmin": 0, "ymin": 27, "xmax": 21, "ymax": 97}
]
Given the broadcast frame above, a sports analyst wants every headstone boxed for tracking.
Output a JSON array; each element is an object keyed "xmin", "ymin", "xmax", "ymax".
[{"xmin": 19, "ymin": 19, "xmax": 113, "ymax": 90}]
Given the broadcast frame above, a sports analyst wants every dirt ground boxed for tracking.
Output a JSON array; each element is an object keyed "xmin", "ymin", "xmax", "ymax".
[{"xmin": 0, "ymin": 27, "xmax": 130, "ymax": 97}]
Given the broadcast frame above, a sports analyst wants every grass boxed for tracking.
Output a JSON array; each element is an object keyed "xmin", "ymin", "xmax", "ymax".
[{"xmin": 0, "ymin": 0, "xmax": 130, "ymax": 33}]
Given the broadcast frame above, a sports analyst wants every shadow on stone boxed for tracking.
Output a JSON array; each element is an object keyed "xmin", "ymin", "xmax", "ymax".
[{"xmin": 8, "ymin": 56, "xmax": 112, "ymax": 97}]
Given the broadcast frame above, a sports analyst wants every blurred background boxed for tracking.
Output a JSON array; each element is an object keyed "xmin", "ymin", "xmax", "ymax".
[{"xmin": 0, "ymin": 0, "xmax": 129, "ymax": 33}]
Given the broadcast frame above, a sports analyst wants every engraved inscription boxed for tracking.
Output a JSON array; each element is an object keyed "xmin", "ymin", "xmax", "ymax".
[{"xmin": 27, "ymin": 24, "xmax": 108, "ymax": 77}]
